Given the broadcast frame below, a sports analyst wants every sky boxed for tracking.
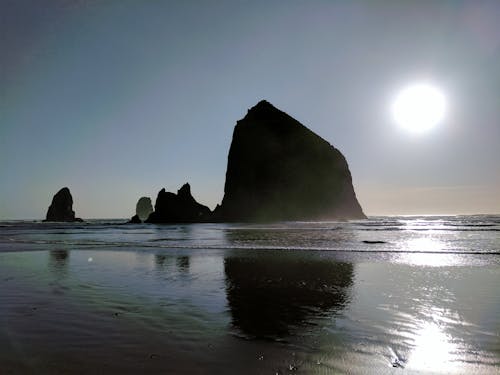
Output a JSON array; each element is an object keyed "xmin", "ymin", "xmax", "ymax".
[{"xmin": 1, "ymin": 0, "xmax": 499, "ymax": 219}]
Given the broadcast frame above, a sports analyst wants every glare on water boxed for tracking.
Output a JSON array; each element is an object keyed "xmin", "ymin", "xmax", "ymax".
[{"xmin": 407, "ymin": 320, "xmax": 460, "ymax": 372}]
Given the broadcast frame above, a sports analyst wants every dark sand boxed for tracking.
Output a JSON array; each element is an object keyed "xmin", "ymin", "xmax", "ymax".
[{"xmin": 1, "ymin": 246, "xmax": 498, "ymax": 374}]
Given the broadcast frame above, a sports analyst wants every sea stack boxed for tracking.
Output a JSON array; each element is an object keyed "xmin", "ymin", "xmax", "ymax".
[
  {"xmin": 146, "ymin": 183, "xmax": 211, "ymax": 223},
  {"xmin": 129, "ymin": 197, "xmax": 153, "ymax": 223},
  {"xmin": 215, "ymin": 100, "xmax": 365, "ymax": 221},
  {"xmin": 44, "ymin": 187, "xmax": 83, "ymax": 222}
]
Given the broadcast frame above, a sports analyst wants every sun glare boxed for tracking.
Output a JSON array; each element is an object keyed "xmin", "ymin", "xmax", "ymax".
[
  {"xmin": 407, "ymin": 320, "xmax": 460, "ymax": 372},
  {"xmin": 392, "ymin": 84, "xmax": 446, "ymax": 132}
]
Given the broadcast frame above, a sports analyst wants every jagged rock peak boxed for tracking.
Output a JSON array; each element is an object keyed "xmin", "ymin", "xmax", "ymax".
[
  {"xmin": 145, "ymin": 183, "xmax": 211, "ymax": 223},
  {"xmin": 249, "ymin": 99, "xmax": 275, "ymax": 112},
  {"xmin": 44, "ymin": 187, "xmax": 83, "ymax": 222},
  {"xmin": 177, "ymin": 183, "xmax": 191, "ymax": 199},
  {"xmin": 244, "ymin": 100, "xmax": 285, "ymax": 121}
]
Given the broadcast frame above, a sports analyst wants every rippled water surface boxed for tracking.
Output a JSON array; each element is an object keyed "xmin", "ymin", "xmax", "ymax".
[{"xmin": 0, "ymin": 216, "xmax": 499, "ymax": 374}]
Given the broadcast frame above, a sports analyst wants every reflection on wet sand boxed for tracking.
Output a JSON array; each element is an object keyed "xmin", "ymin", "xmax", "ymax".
[
  {"xmin": 155, "ymin": 254, "xmax": 168, "ymax": 268},
  {"xmin": 49, "ymin": 249, "xmax": 69, "ymax": 273},
  {"xmin": 154, "ymin": 254, "xmax": 191, "ymax": 274},
  {"xmin": 176, "ymin": 256, "xmax": 190, "ymax": 272},
  {"xmin": 0, "ymin": 246, "xmax": 497, "ymax": 374},
  {"xmin": 224, "ymin": 253, "xmax": 353, "ymax": 339},
  {"xmin": 224, "ymin": 225, "xmax": 355, "ymax": 250}
]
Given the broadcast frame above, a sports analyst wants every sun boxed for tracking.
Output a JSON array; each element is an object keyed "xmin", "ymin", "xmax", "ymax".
[{"xmin": 392, "ymin": 83, "xmax": 446, "ymax": 132}]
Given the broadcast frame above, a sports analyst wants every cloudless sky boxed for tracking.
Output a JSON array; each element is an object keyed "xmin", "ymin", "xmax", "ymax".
[{"xmin": 1, "ymin": 0, "xmax": 499, "ymax": 219}]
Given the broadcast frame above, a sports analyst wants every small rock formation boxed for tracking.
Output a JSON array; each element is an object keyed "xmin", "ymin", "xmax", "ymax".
[
  {"xmin": 44, "ymin": 187, "xmax": 83, "ymax": 222},
  {"xmin": 128, "ymin": 197, "xmax": 153, "ymax": 223},
  {"xmin": 145, "ymin": 183, "xmax": 211, "ymax": 223},
  {"xmin": 136, "ymin": 197, "xmax": 153, "ymax": 220},
  {"xmin": 128, "ymin": 215, "xmax": 142, "ymax": 224},
  {"xmin": 214, "ymin": 100, "xmax": 366, "ymax": 221}
]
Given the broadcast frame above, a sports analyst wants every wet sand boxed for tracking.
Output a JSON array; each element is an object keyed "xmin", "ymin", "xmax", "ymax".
[{"xmin": 1, "ymin": 247, "xmax": 498, "ymax": 374}]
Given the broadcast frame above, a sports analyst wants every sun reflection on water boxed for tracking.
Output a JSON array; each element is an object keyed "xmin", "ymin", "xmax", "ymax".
[
  {"xmin": 405, "ymin": 237, "xmax": 446, "ymax": 252},
  {"xmin": 407, "ymin": 320, "xmax": 461, "ymax": 373},
  {"xmin": 398, "ymin": 237, "xmax": 463, "ymax": 266}
]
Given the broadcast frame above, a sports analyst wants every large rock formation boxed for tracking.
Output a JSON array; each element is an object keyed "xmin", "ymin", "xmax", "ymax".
[
  {"xmin": 129, "ymin": 197, "xmax": 153, "ymax": 223},
  {"xmin": 44, "ymin": 187, "xmax": 83, "ymax": 222},
  {"xmin": 145, "ymin": 183, "xmax": 211, "ymax": 223},
  {"xmin": 215, "ymin": 100, "xmax": 365, "ymax": 221}
]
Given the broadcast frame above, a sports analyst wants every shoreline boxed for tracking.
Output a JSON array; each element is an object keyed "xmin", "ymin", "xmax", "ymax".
[{"xmin": 1, "ymin": 247, "xmax": 498, "ymax": 374}]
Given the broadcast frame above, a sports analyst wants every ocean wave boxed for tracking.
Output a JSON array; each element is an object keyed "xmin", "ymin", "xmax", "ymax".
[
  {"xmin": 1, "ymin": 216, "xmax": 498, "ymax": 256},
  {"xmin": 2, "ymin": 237, "xmax": 499, "ymax": 255},
  {"xmin": 358, "ymin": 227, "xmax": 500, "ymax": 232}
]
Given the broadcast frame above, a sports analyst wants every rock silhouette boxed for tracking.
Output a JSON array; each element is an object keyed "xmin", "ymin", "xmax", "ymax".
[
  {"xmin": 145, "ymin": 183, "xmax": 211, "ymax": 223},
  {"xmin": 129, "ymin": 197, "xmax": 153, "ymax": 223},
  {"xmin": 215, "ymin": 100, "xmax": 365, "ymax": 221},
  {"xmin": 136, "ymin": 197, "xmax": 153, "ymax": 220},
  {"xmin": 44, "ymin": 187, "xmax": 83, "ymax": 222},
  {"xmin": 129, "ymin": 215, "xmax": 142, "ymax": 224}
]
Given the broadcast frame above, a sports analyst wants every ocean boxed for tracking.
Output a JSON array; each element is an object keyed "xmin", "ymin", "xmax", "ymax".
[{"xmin": 0, "ymin": 215, "xmax": 499, "ymax": 374}]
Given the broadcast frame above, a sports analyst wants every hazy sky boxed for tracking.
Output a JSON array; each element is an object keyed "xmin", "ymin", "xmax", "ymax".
[{"xmin": 1, "ymin": 0, "xmax": 499, "ymax": 219}]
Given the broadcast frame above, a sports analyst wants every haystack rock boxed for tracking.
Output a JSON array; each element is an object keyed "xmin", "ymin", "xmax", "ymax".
[
  {"xmin": 145, "ymin": 183, "xmax": 211, "ymax": 223},
  {"xmin": 129, "ymin": 197, "xmax": 153, "ymax": 223},
  {"xmin": 215, "ymin": 100, "xmax": 366, "ymax": 221},
  {"xmin": 44, "ymin": 187, "xmax": 83, "ymax": 222}
]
